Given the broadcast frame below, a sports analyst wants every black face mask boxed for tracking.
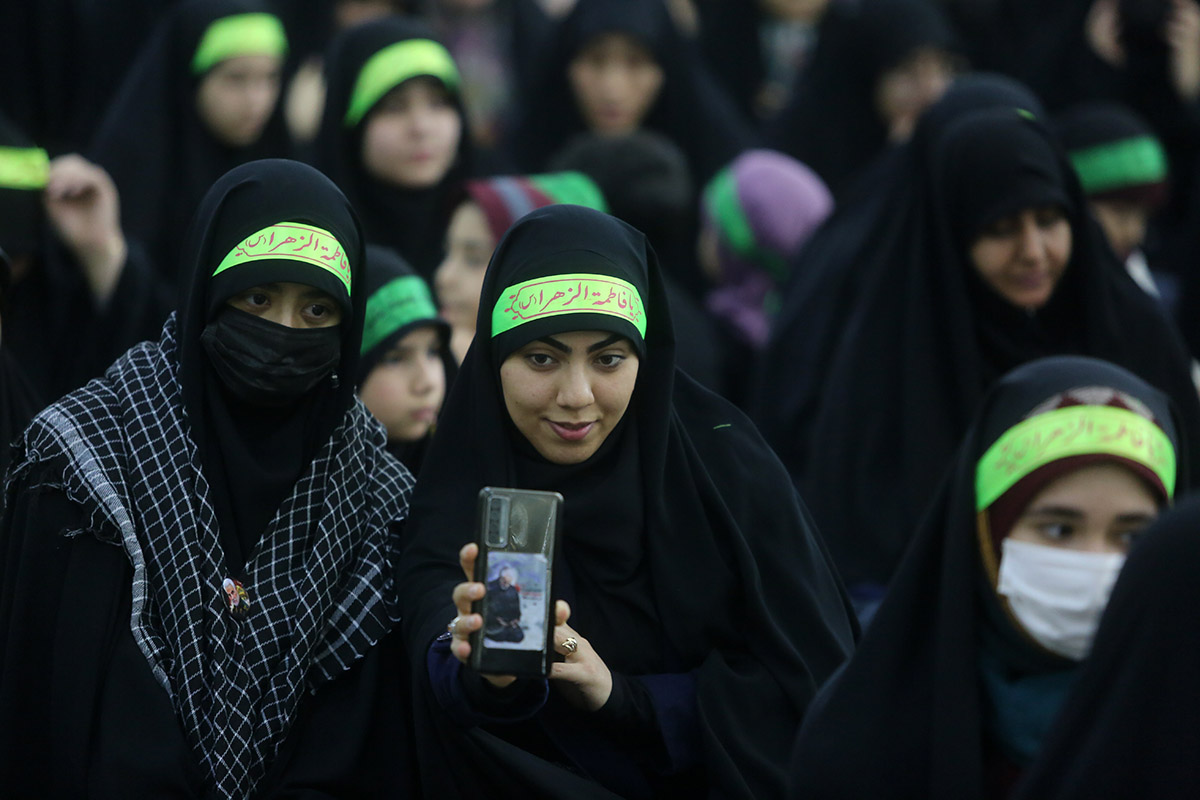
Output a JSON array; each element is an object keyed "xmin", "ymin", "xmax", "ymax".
[{"xmin": 200, "ymin": 307, "xmax": 342, "ymax": 407}]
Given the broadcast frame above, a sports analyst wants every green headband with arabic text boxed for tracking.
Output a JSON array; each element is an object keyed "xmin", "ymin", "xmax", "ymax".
[
  {"xmin": 975, "ymin": 404, "xmax": 1175, "ymax": 511},
  {"xmin": 361, "ymin": 275, "xmax": 439, "ymax": 354},
  {"xmin": 344, "ymin": 38, "xmax": 460, "ymax": 126},
  {"xmin": 191, "ymin": 13, "xmax": 288, "ymax": 75},
  {"xmin": 213, "ymin": 222, "xmax": 352, "ymax": 295},
  {"xmin": 492, "ymin": 273, "xmax": 646, "ymax": 339}
]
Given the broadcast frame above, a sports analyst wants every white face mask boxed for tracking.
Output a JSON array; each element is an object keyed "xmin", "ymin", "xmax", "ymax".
[{"xmin": 996, "ymin": 538, "xmax": 1126, "ymax": 661}]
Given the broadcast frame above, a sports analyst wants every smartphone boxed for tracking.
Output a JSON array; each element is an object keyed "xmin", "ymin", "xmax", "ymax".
[{"xmin": 469, "ymin": 487, "xmax": 563, "ymax": 678}]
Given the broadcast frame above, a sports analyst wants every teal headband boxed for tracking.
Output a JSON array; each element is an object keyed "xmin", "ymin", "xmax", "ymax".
[
  {"xmin": 492, "ymin": 273, "xmax": 646, "ymax": 339},
  {"xmin": 702, "ymin": 165, "xmax": 787, "ymax": 280},
  {"xmin": 0, "ymin": 146, "xmax": 50, "ymax": 190},
  {"xmin": 975, "ymin": 404, "xmax": 1175, "ymax": 512},
  {"xmin": 1069, "ymin": 135, "xmax": 1167, "ymax": 195},
  {"xmin": 191, "ymin": 13, "xmax": 288, "ymax": 75},
  {"xmin": 213, "ymin": 222, "xmax": 352, "ymax": 295},
  {"xmin": 344, "ymin": 39, "xmax": 460, "ymax": 126},
  {"xmin": 361, "ymin": 275, "xmax": 439, "ymax": 355}
]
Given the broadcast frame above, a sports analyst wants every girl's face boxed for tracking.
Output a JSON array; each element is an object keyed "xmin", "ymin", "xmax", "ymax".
[
  {"xmin": 225, "ymin": 281, "xmax": 343, "ymax": 328},
  {"xmin": 874, "ymin": 47, "xmax": 957, "ymax": 143},
  {"xmin": 568, "ymin": 32, "xmax": 664, "ymax": 135},
  {"xmin": 1007, "ymin": 463, "xmax": 1160, "ymax": 555},
  {"xmin": 1090, "ymin": 199, "xmax": 1151, "ymax": 262},
  {"xmin": 359, "ymin": 325, "xmax": 447, "ymax": 441},
  {"xmin": 196, "ymin": 54, "xmax": 284, "ymax": 147},
  {"xmin": 969, "ymin": 205, "xmax": 1072, "ymax": 310},
  {"xmin": 434, "ymin": 200, "xmax": 495, "ymax": 347},
  {"xmin": 500, "ymin": 330, "xmax": 639, "ymax": 464},
  {"xmin": 361, "ymin": 78, "xmax": 462, "ymax": 188}
]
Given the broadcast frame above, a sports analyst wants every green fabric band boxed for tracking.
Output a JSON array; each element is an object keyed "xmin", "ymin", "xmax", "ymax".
[
  {"xmin": 344, "ymin": 39, "xmax": 460, "ymax": 126},
  {"xmin": 213, "ymin": 222, "xmax": 352, "ymax": 295},
  {"xmin": 1069, "ymin": 135, "xmax": 1167, "ymax": 195},
  {"xmin": 191, "ymin": 13, "xmax": 288, "ymax": 75},
  {"xmin": 702, "ymin": 164, "xmax": 787, "ymax": 281},
  {"xmin": 361, "ymin": 276, "xmax": 439, "ymax": 355},
  {"xmin": 529, "ymin": 172, "xmax": 608, "ymax": 211},
  {"xmin": 492, "ymin": 273, "xmax": 646, "ymax": 338},
  {"xmin": 975, "ymin": 405, "xmax": 1175, "ymax": 511},
  {"xmin": 0, "ymin": 146, "xmax": 50, "ymax": 190}
]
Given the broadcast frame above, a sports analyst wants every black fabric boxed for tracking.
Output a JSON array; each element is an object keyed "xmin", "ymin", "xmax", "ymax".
[
  {"xmin": 0, "ymin": 158, "xmax": 416, "ymax": 799},
  {"xmin": 400, "ymin": 204, "xmax": 856, "ymax": 799},
  {"xmin": 788, "ymin": 355, "xmax": 1189, "ymax": 799},
  {"xmin": 755, "ymin": 71, "xmax": 1048, "ymax": 492},
  {"xmin": 0, "ymin": 349, "xmax": 42, "ymax": 481},
  {"xmin": 0, "ymin": 110, "xmax": 174, "ymax": 404},
  {"xmin": 87, "ymin": 0, "xmax": 293, "ymax": 284},
  {"xmin": 1012, "ymin": 492, "xmax": 1200, "ymax": 799},
  {"xmin": 312, "ymin": 16, "xmax": 474, "ymax": 278},
  {"xmin": 763, "ymin": 0, "xmax": 963, "ymax": 199},
  {"xmin": 787, "ymin": 105, "xmax": 1200, "ymax": 591},
  {"xmin": 507, "ymin": 0, "xmax": 754, "ymax": 188}
]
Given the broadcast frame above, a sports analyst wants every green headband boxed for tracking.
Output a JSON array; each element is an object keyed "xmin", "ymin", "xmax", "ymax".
[
  {"xmin": 1069, "ymin": 135, "xmax": 1167, "ymax": 195},
  {"xmin": 492, "ymin": 273, "xmax": 646, "ymax": 339},
  {"xmin": 0, "ymin": 146, "xmax": 50, "ymax": 190},
  {"xmin": 702, "ymin": 165, "xmax": 787, "ymax": 280},
  {"xmin": 191, "ymin": 13, "xmax": 288, "ymax": 75},
  {"xmin": 361, "ymin": 275, "xmax": 439, "ymax": 355},
  {"xmin": 528, "ymin": 172, "xmax": 608, "ymax": 211},
  {"xmin": 344, "ymin": 39, "xmax": 460, "ymax": 126},
  {"xmin": 213, "ymin": 222, "xmax": 352, "ymax": 295},
  {"xmin": 975, "ymin": 404, "xmax": 1175, "ymax": 512}
]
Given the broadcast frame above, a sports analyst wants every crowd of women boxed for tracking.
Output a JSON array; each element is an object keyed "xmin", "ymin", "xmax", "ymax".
[{"xmin": 1, "ymin": 0, "xmax": 1199, "ymax": 797}]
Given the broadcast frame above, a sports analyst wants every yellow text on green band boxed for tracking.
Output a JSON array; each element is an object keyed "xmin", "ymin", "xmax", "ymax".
[
  {"xmin": 0, "ymin": 146, "xmax": 50, "ymax": 190},
  {"xmin": 492, "ymin": 273, "xmax": 645, "ymax": 338},
  {"xmin": 975, "ymin": 404, "xmax": 1175, "ymax": 511},
  {"xmin": 191, "ymin": 13, "xmax": 288, "ymax": 75},
  {"xmin": 213, "ymin": 222, "xmax": 352, "ymax": 295}
]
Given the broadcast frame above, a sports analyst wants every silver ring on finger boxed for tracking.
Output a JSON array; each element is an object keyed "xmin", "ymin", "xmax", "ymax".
[{"xmin": 560, "ymin": 636, "xmax": 579, "ymax": 655}]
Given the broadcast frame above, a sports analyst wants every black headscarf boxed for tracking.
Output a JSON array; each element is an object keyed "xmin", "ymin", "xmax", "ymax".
[
  {"xmin": 0, "ymin": 248, "xmax": 43, "ymax": 480},
  {"xmin": 792, "ymin": 105, "xmax": 1200, "ymax": 592},
  {"xmin": 764, "ymin": 0, "xmax": 963, "ymax": 199},
  {"xmin": 1013, "ymin": 492, "xmax": 1200, "ymax": 799},
  {"xmin": 357, "ymin": 242, "xmax": 455, "ymax": 472},
  {"xmin": 789, "ymin": 355, "xmax": 1188, "ymax": 799},
  {"xmin": 312, "ymin": 15, "xmax": 473, "ymax": 277},
  {"xmin": 88, "ymin": 0, "xmax": 293, "ymax": 283},
  {"xmin": 755, "ymin": 71, "xmax": 1048, "ymax": 493},
  {"xmin": 400, "ymin": 204, "xmax": 856, "ymax": 798},
  {"xmin": 507, "ymin": 0, "xmax": 754, "ymax": 187}
]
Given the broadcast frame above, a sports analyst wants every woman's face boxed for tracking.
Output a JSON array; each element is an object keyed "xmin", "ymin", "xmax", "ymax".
[
  {"xmin": 874, "ymin": 47, "xmax": 957, "ymax": 143},
  {"xmin": 568, "ymin": 32, "xmax": 664, "ymax": 135},
  {"xmin": 225, "ymin": 281, "xmax": 343, "ymax": 328},
  {"xmin": 360, "ymin": 325, "xmax": 446, "ymax": 442},
  {"xmin": 500, "ymin": 329, "xmax": 639, "ymax": 464},
  {"xmin": 1007, "ymin": 462, "xmax": 1160, "ymax": 555},
  {"xmin": 969, "ymin": 205, "xmax": 1072, "ymax": 310},
  {"xmin": 196, "ymin": 54, "xmax": 284, "ymax": 147},
  {"xmin": 434, "ymin": 200, "xmax": 494, "ymax": 343},
  {"xmin": 361, "ymin": 78, "xmax": 462, "ymax": 188}
]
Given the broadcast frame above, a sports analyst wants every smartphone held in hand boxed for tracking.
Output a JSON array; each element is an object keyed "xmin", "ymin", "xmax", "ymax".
[{"xmin": 470, "ymin": 487, "xmax": 563, "ymax": 678}]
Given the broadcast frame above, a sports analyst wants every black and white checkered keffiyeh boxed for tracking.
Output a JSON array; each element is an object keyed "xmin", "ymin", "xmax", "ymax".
[{"xmin": 10, "ymin": 314, "xmax": 413, "ymax": 799}]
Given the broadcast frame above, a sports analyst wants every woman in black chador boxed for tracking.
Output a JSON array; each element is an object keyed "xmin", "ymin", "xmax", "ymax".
[
  {"xmin": 0, "ymin": 159, "xmax": 416, "ymax": 797},
  {"xmin": 312, "ymin": 16, "xmax": 474, "ymax": 278},
  {"xmin": 791, "ymin": 106, "xmax": 1200, "ymax": 613},
  {"xmin": 790, "ymin": 355, "xmax": 1188, "ymax": 799},
  {"xmin": 400, "ymin": 204, "xmax": 856, "ymax": 799},
  {"xmin": 88, "ymin": 0, "xmax": 292, "ymax": 282}
]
